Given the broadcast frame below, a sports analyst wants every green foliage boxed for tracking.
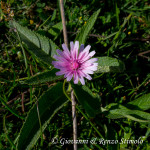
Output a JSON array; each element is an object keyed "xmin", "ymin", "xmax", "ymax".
[
  {"xmin": 1, "ymin": 0, "xmax": 150, "ymax": 149},
  {"xmin": 17, "ymin": 82, "xmax": 68, "ymax": 150},
  {"xmin": 96, "ymin": 57, "xmax": 125, "ymax": 73},
  {"xmin": 12, "ymin": 21, "xmax": 58, "ymax": 65},
  {"xmin": 71, "ymin": 84, "xmax": 101, "ymax": 117},
  {"xmin": 48, "ymin": 22, "xmax": 63, "ymax": 38},
  {"xmin": 106, "ymin": 103, "xmax": 150, "ymax": 122},
  {"xmin": 24, "ymin": 68, "xmax": 63, "ymax": 85},
  {"xmin": 105, "ymin": 93, "xmax": 150, "ymax": 122},
  {"xmin": 126, "ymin": 93, "xmax": 150, "ymax": 111},
  {"xmin": 75, "ymin": 9, "xmax": 101, "ymax": 44}
]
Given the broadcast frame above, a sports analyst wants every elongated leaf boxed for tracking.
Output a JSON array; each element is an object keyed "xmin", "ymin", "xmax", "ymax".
[
  {"xmin": 49, "ymin": 39, "xmax": 58, "ymax": 57},
  {"xmin": 48, "ymin": 22, "xmax": 63, "ymax": 37},
  {"xmin": 75, "ymin": 9, "xmax": 100, "ymax": 44},
  {"xmin": 12, "ymin": 21, "xmax": 58, "ymax": 65},
  {"xmin": 71, "ymin": 84, "xmax": 101, "ymax": 117},
  {"xmin": 17, "ymin": 83, "xmax": 68, "ymax": 150},
  {"xmin": 96, "ymin": 57, "xmax": 125, "ymax": 73},
  {"xmin": 105, "ymin": 103, "xmax": 150, "ymax": 122},
  {"xmin": 126, "ymin": 93, "xmax": 150, "ymax": 111},
  {"xmin": 24, "ymin": 68, "xmax": 63, "ymax": 85}
]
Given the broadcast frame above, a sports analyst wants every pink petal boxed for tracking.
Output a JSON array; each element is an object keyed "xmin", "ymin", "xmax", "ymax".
[
  {"xmin": 52, "ymin": 61, "xmax": 67, "ymax": 69},
  {"xmin": 78, "ymin": 52, "xmax": 87, "ymax": 61},
  {"xmin": 81, "ymin": 50, "xmax": 96, "ymax": 62},
  {"xmin": 66, "ymin": 73, "xmax": 73, "ymax": 81},
  {"xmin": 53, "ymin": 55, "xmax": 68, "ymax": 62},
  {"xmin": 84, "ymin": 58, "xmax": 98, "ymax": 64},
  {"xmin": 86, "ymin": 66, "xmax": 98, "ymax": 71},
  {"xmin": 52, "ymin": 61, "xmax": 68, "ymax": 67},
  {"xmin": 64, "ymin": 70, "xmax": 72, "ymax": 78},
  {"xmin": 79, "ymin": 76, "xmax": 85, "ymax": 85},
  {"xmin": 56, "ymin": 49, "xmax": 70, "ymax": 60},
  {"xmin": 78, "ymin": 45, "xmax": 91, "ymax": 60},
  {"xmin": 83, "ymin": 63, "xmax": 98, "ymax": 71},
  {"xmin": 70, "ymin": 41, "xmax": 74, "ymax": 51},
  {"xmin": 83, "ymin": 51, "xmax": 96, "ymax": 61},
  {"xmin": 81, "ymin": 62, "xmax": 98, "ymax": 69},
  {"xmin": 56, "ymin": 70, "xmax": 67, "ymax": 75},
  {"xmin": 52, "ymin": 61, "xmax": 57, "ymax": 65},
  {"xmin": 85, "ymin": 74, "xmax": 92, "ymax": 80},
  {"xmin": 93, "ymin": 63, "xmax": 98, "ymax": 66},
  {"xmin": 80, "ymin": 62, "xmax": 92, "ymax": 68},
  {"xmin": 62, "ymin": 44, "xmax": 69, "ymax": 53},
  {"xmin": 74, "ymin": 71, "xmax": 79, "ymax": 84},
  {"xmin": 77, "ymin": 70, "xmax": 86, "ymax": 77},
  {"xmin": 88, "ymin": 50, "xmax": 96, "ymax": 57},
  {"xmin": 56, "ymin": 49, "xmax": 63, "ymax": 57},
  {"xmin": 82, "ymin": 69, "xmax": 94, "ymax": 74},
  {"xmin": 71, "ymin": 41, "xmax": 79, "ymax": 60},
  {"xmin": 79, "ymin": 44, "xmax": 84, "ymax": 52},
  {"xmin": 62, "ymin": 44, "xmax": 70, "ymax": 59}
]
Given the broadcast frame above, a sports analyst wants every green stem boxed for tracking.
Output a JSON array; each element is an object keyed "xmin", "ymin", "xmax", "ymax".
[
  {"xmin": 93, "ymin": 73, "xmax": 104, "ymax": 79},
  {"xmin": 108, "ymin": 13, "xmax": 132, "ymax": 55},
  {"xmin": 36, "ymin": 101, "xmax": 43, "ymax": 147},
  {"xmin": 63, "ymin": 80, "xmax": 104, "ymax": 139},
  {"xmin": 39, "ymin": 15, "xmax": 51, "ymax": 29},
  {"xmin": 0, "ymin": 77, "xmax": 28, "ymax": 84},
  {"xmin": 0, "ymin": 97, "xmax": 25, "ymax": 120},
  {"xmin": 3, "ymin": 115, "xmax": 17, "ymax": 150}
]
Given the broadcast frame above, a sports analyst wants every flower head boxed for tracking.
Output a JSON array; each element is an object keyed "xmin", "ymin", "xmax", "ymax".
[{"xmin": 52, "ymin": 41, "xmax": 98, "ymax": 85}]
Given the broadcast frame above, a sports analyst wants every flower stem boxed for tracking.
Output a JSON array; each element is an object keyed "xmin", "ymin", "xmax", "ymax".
[
  {"xmin": 63, "ymin": 80, "xmax": 104, "ymax": 139},
  {"xmin": 71, "ymin": 89, "xmax": 77, "ymax": 150},
  {"xmin": 60, "ymin": 0, "xmax": 68, "ymax": 46},
  {"xmin": 60, "ymin": 1, "xmax": 77, "ymax": 149}
]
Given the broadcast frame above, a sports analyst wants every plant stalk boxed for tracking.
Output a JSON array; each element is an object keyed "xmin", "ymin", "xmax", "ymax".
[
  {"xmin": 60, "ymin": 0, "xmax": 68, "ymax": 46},
  {"xmin": 60, "ymin": 0, "xmax": 77, "ymax": 149},
  {"xmin": 71, "ymin": 88, "xmax": 77, "ymax": 150}
]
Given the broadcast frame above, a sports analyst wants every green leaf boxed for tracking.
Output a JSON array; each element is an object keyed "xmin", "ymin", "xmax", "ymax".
[
  {"xmin": 95, "ymin": 57, "xmax": 125, "ymax": 73},
  {"xmin": 75, "ymin": 9, "xmax": 100, "ymax": 44},
  {"xmin": 105, "ymin": 103, "xmax": 150, "ymax": 122},
  {"xmin": 126, "ymin": 93, "xmax": 150, "ymax": 111},
  {"xmin": 17, "ymin": 82, "xmax": 68, "ymax": 150},
  {"xmin": 71, "ymin": 84, "xmax": 101, "ymax": 117},
  {"xmin": 49, "ymin": 39, "xmax": 58, "ymax": 57},
  {"xmin": 24, "ymin": 68, "xmax": 63, "ymax": 85},
  {"xmin": 48, "ymin": 22, "xmax": 63, "ymax": 37},
  {"xmin": 51, "ymin": 9, "xmax": 57, "ymax": 21},
  {"xmin": 12, "ymin": 21, "xmax": 58, "ymax": 65}
]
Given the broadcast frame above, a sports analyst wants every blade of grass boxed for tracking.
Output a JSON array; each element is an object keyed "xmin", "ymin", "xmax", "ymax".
[
  {"xmin": 3, "ymin": 115, "xmax": 17, "ymax": 150},
  {"xmin": 0, "ymin": 97, "xmax": 25, "ymax": 120},
  {"xmin": 36, "ymin": 100, "xmax": 43, "ymax": 147},
  {"xmin": 115, "ymin": 1, "xmax": 120, "ymax": 28},
  {"xmin": 38, "ymin": 15, "xmax": 51, "ymax": 29},
  {"xmin": 108, "ymin": 13, "xmax": 132, "ymax": 55}
]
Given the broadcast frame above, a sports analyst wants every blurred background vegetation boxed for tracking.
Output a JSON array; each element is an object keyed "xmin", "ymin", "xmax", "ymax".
[{"xmin": 0, "ymin": 0, "xmax": 150, "ymax": 149}]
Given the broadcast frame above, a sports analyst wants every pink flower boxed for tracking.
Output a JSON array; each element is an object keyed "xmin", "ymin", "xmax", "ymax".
[{"xmin": 52, "ymin": 41, "xmax": 98, "ymax": 85}]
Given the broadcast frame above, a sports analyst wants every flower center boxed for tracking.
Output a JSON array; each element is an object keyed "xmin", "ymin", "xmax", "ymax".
[{"xmin": 71, "ymin": 61, "xmax": 79, "ymax": 70}]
